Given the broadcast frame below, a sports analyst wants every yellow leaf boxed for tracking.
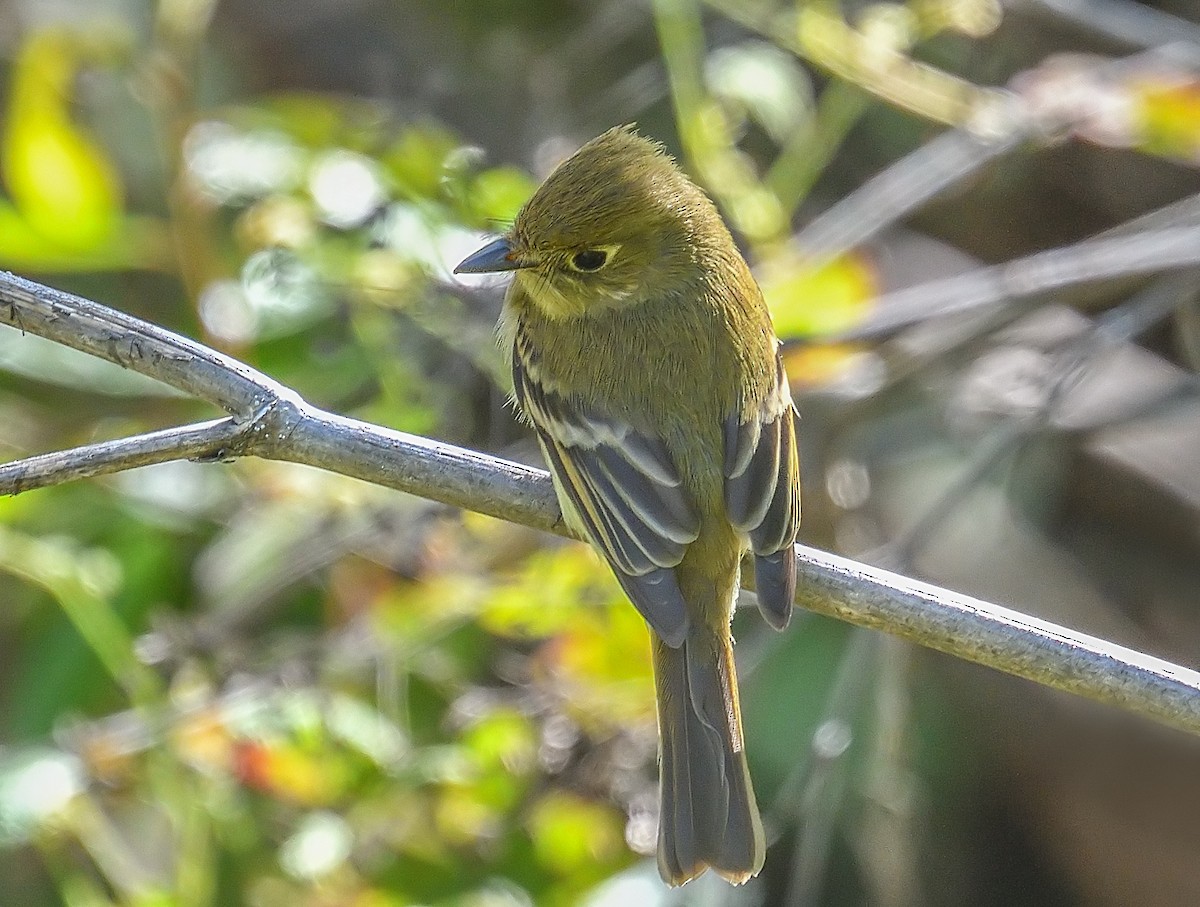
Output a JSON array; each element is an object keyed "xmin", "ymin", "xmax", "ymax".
[
  {"xmin": 3, "ymin": 31, "xmax": 123, "ymax": 250},
  {"xmin": 479, "ymin": 545, "xmax": 605, "ymax": 640},
  {"xmin": 461, "ymin": 707, "xmax": 537, "ymax": 776},
  {"xmin": 760, "ymin": 251, "xmax": 877, "ymax": 339},
  {"xmin": 533, "ymin": 597, "xmax": 655, "ymax": 731},
  {"xmin": 527, "ymin": 791, "xmax": 625, "ymax": 874},
  {"xmin": 233, "ymin": 740, "xmax": 347, "ymax": 806},
  {"xmin": 470, "ymin": 166, "xmax": 536, "ymax": 225},
  {"xmin": 435, "ymin": 783, "xmax": 501, "ymax": 846},
  {"xmin": 1134, "ymin": 76, "xmax": 1200, "ymax": 163},
  {"xmin": 781, "ymin": 341, "xmax": 872, "ymax": 390},
  {"xmin": 0, "ymin": 200, "xmax": 169, "ymax": 270}
]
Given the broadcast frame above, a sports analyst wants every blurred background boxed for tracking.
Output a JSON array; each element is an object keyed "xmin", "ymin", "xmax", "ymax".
[{"xmin": 1, "ymin": 0, "xmax": 1200, "ymax": 904}]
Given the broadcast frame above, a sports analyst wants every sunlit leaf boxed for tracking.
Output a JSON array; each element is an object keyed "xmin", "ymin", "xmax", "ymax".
[
  {"xmin": 1134, "ymin": 76, "xmax": 1200, "ymax": 163},
  {"xmin": 461, "ymin": 707, "xmax": 536, "ymax": 777},
  {"xmin": 327, "ymin": 695, "xmax": 408, "ymax": 768},
  {"xmin": 233, "ymin": 739, "xmax": 350, "ymax": 805},
  {"xmin": 3, "ymin": 31, "xmax": 123, "ymax": 250},
  {"xmin": 0, "ymin": 748, "xmax": 84, "ymax": 844},
  {"xmin": 383, "ymin": 126, "xmax": 463, "ymax": 200},
  {"xmin": 468, "ymin": 167, "xmax": 536, "ymax": 225},
  {"xmin": 309, "ymin": 149, "xmax": 388, "ymax": 228},
  {"xmin": 434, "ymin": 781, "xmax": 502, "ymax": 846},
  {"xmin": 527, "ymin": 791, "xmax": 625, "ymax": 875},
  {"xmin": 781, "ymin": 342, "xmax": 877, "ymax": 390},
  {"xmin": 705, "ymin": 41, "xmax": 813, "ymax": 143},
  {"xmin": 260, "ymin": 93, "xmax": 389, "ymax": 150},
  {"xmin": 172, "ymin": 705, "xmax": 236, "ymax": 776},
  {"xmin": 0, "ymin": 202, "xmax": 170, "ymax": 271},
  {"xmin": 479, "ymin": 546, "xmax": 608, "ymax": 640},
  {"xmin": 532, "ymin": 597, "xmax": 655, "ymax": 730},
  {"xmin": 279, "ymin": 810, "xmax": 354, "ymax": 881},
  {"xmin": 185, "ymin": 121, "xmax": 307, "ymax": 204},
  {"xmin": 170, "ymin": 686, "xmax": 399, "ymax": 809},
  {"xmin": 761, "ymin": 251, "xmax": 877, "ymax": 339},
  {"xmin": 236, "ymin": 195, "xmax": 318, "ymax": 251},
  {"xmin": 240, "ymin": 247, "xmax": 334, "ymax": 337},
  {"xmin": 432, "ymin": 708, "xmax": 535, "ymax": 832}
]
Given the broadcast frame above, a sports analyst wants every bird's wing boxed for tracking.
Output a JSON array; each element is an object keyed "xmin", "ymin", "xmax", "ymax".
[
  {"xmin": 513, "ymin": 329, "xmax": 700, "ymax": 647},
  {"xmin": 724, "ymin": 348, "xmax": 801, "ymax": 629}
]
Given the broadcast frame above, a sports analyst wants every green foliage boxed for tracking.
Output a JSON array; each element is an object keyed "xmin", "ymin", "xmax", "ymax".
[
  {"xmin": 0, "ymin": 8, "xmax": 620, "ymax": 902},
  {"xmin": 0, "ymin": 0, "xmax": 1078, "ymax": 903}
]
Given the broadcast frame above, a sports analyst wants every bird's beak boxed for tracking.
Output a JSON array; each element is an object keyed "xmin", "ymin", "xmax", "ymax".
[{"xmin": 454, "ymin": 237, "xmax": 532, "ymax": 274}]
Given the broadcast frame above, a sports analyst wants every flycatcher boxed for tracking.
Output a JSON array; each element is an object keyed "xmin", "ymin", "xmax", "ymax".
[{"xmin": 456, "ymin": 126, "xmax": 800, "ymax": 886}]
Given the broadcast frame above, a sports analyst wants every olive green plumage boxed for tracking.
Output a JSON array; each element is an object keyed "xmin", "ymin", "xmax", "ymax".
[{"xmin": 456, "ymin": 126, "xmax": 801, "ymax": 886}]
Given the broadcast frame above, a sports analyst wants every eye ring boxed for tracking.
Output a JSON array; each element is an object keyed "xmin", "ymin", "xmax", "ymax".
[{"xmin": 569, "ymin": 249, "xmax": 609, "ymax": 272}]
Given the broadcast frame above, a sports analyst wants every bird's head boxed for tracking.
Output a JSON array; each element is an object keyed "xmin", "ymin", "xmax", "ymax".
[{"xmin": 455, "ymin": 126, "xmax": 726, "ymax": 319}]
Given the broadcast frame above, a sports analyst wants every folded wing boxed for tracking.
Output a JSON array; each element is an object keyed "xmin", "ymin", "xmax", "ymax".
[
  {"xmin": 513, "ymin": 326, "xmax": 700, "ymax": 647},
  {"xmin": 724, "ymin": 350, "xmax": 801, "ymax": 629}
]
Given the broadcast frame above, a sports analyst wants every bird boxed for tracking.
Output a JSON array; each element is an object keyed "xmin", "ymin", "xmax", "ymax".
[{"xmin": 455, "ymin": 125, "xmax": 800, "ymax": 886}]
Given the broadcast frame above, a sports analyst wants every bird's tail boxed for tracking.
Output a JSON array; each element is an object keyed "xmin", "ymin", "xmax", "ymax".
[{"xmin": 653, "ymin": 624, "xmax": 765, "ymax": 886}]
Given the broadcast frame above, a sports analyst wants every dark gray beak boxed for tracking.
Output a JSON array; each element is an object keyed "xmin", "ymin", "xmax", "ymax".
[{"xmin": 454, "ymin": 237, "xmax": 530, "ymax": 274}]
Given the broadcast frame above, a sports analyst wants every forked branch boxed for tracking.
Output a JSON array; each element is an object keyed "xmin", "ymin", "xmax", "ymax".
[{"xmin": 2, "ymin": 269, "xmax": 1200, "ymax": 737}]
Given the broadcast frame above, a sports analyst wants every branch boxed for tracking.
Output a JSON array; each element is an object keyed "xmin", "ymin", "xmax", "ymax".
[
  {"xmin": 0, "ymin": 271, "xmax": 562, "ymax": 534},
  {"xmin": 0, "ymin": 418, "xmax": 246, "ymax": 494},
  {"xmin": 795, "ymin": 550, "xmax": 1200, "ymax": 735},
  {"xmin": 793, "ymin": 124, "xmax": 1028, "ymax": 264},
  {"xmin": 2, "ymin": 271, "xmax": 1200, "ymax": 736},
  {"xmin": 1024, "ymin": 0, "xmax": 1200, "ymax": 59},
  {"xmin": 834, "ymin": 225, "xmax": 1200, "ymax": 342},
  {"xmin": 0, "ymin": 271, "xmax": 295, "ymax": 415},
  {"xmin": 790, "ymin": 50, "xmax": 1197, "ymax": 268}
]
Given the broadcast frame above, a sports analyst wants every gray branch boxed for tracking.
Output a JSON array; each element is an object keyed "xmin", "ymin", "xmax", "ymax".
[
  {"xmin": 0, "ymin": 271, "xmax": 562, "ymax": 533},
  {"xmin": 793, "ymin": 49, "xmax": 1199, "ymax": 270},
  {"xmin": 0, "ymin": 418, "xmax": 246, "ymax": 494},
  {"xmin": 839, "ymin": 225, "xmax": 1200, "ymax": 342},
  {"xmin": 2, "ymin": 270, "xmax": 1200, "ymax": 736}
]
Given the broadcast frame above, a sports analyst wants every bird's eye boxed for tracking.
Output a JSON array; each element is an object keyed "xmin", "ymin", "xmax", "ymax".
[{"xmin": 570, "ymin": 249, "xmax": 609, "ymax": 272}]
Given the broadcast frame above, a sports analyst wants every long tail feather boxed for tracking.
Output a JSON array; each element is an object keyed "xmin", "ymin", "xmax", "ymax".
[{"xmin": 653, "ymin": 629, "xmax": 764, "ymax": 885}]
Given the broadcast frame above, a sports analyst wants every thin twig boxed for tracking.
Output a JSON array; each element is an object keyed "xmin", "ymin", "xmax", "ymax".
[
  {"xmin": 792, "ymin": 47, "xmax": 1195, "ymax": 265},
  {"xmin": 1020, "ymin": 0, "xmax": 1200, "ymax": 61},
  {"xmin": 0, "ymin": 418, "xmax": 248, "ymax": 495},
  {"xmin": 865, "ymin": 274, "xmax": 1200, "ymax": 573},
  {"xmin": 2, "ymin": 272, "xmax": 1200, "ymax": 737},
  {"xmin": 791, "ymin": 49, "xmax": 1193, "ymax": 266},
  {"xmin": 836, "ymin": 225, "xmax": 1200, "ymax": 342},
  {"xmin": 1102, "ymin": 190, "xmax": 1200, "ymax": 237},
  {"xmin": 794, "ymin": 120, "xmax": 1029, "ymax": 263}
]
